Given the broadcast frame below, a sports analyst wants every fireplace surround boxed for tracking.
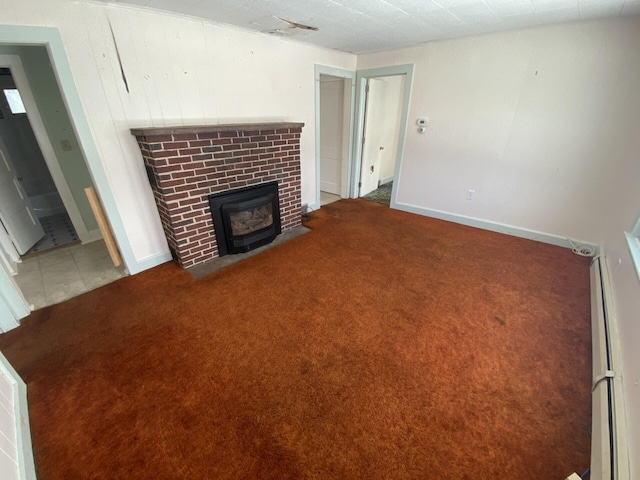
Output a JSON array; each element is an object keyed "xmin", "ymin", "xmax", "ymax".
[{"xmin": 131, "ymin": 123, "xmax": 303, "ymax": 268}]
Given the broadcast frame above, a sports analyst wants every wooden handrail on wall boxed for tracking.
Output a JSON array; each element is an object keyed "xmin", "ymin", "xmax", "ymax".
[{"xmin": 84, "ymin": 186, "xmax": 122, "ymax": 267}]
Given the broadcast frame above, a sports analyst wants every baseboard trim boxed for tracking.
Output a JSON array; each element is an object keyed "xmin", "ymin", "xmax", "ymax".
[
  {"xmin": 380, "ymin": 176, "xmax": 394, "ymax": 185},
  {"xmin": 127, "ymin": 251, "xmax": 173, "ymax": 275},
  {"xmin": 78, "ymin": 228, "xmax": 103, "ymax": 244},
  {"xmin": 392, "ymin": 201, "xmax": 599, "ymax": 252},
  {"xmin": 320, "ymin": 182, "xmax": 339, "ymax": 193},
  {"xmin": 80, "ymin": 231, "xmax": 172, "ymax": 275}
]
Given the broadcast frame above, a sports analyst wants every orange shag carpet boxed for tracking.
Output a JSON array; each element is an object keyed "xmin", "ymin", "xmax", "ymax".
[{"xmin": 0, "ymin": 199, "xmax": 592, "ymax": 479}]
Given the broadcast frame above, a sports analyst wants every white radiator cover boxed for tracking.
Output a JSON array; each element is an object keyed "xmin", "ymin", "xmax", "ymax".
[{"xmin": 590, "ymin": 257, "xmax": 630, "ymax": 480}]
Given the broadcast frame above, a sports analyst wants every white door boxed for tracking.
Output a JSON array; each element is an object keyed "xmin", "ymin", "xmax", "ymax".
[
  {"xmin": 377, "ymin": 76, "xmax": 405, "ymax": 185},
  {"xmin": 0, "ymin": 136, "xmax": 44, "ymax": 254},
  {"xmin": 319, "ymin": 78, "xmax": 344, "ymax": 195},
  {"xmin": 359, "ymin": 78, "xmax": 387, "ymax": 197}
]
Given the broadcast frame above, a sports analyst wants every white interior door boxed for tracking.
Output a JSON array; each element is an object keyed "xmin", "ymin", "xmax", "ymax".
[
  {"xmin": 0, "ymin": 54, "xmax": 90, "ymax": 243},
  {"xmin": 319, "ymin": 77, "xmax": 344, "ymax": 195},
  {"xmin": 377, "ymin": 76, "xmax": 405, "ymax": 185},
  {"xmin": 0, "ymin": 137, "xmax": 44, "ymax": 254},
  {"xmin": 359, "ymin": 78, "xmax": 386, "ymax": 197}
]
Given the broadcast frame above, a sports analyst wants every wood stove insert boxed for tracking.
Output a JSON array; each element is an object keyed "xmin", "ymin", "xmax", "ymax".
[{"xmin": 208, "ymin": 181, "xmax": 282, "ymax": 257}]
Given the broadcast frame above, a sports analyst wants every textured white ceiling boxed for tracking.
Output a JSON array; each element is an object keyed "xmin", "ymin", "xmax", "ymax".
[{"xmin": 94, "ymin": 0, "xmax": 640, "ymax": 53}]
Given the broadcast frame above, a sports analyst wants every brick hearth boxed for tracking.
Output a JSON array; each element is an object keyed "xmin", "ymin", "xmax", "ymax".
[{"xmin": 131, "ymin": 123, "xmax": 303, "ymax": 268}]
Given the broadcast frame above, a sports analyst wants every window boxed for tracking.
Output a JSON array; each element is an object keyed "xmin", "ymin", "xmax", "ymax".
[
  {"xmin": 625, "ymin": 215, "xmax": 640, "ymax": 281},
  {"xmin": 3, "ymin": 88, "xmax": 26, "ymax": 114}
]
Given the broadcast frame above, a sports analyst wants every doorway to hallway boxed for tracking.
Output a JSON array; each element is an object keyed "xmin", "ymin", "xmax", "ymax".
[
  {"xmin": 358, "ymin": 75, "xmax": 405, "ymax": 204},
  {"xmin": 0, "ymin": 68, "xmax": 79, "ymax": 257},
  {"xmin": 351, "ymin": 64, "xmax": 414, "ymax": 208},
  {"xmin": 0, "ymin": 48, "xmax": 122, "ymax": 316}
]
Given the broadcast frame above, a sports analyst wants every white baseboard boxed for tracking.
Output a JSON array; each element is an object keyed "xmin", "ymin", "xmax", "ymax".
[
  {"xmin": 79, "ymin": 231, "xmax": 172, "ymax": 275},
  {"xmin": 392, "ymin": 201, "xmax": 599, "ymax": 252},
  {"xmin": 320, "ymin": 181, "xmax": 339, "ymax": 194},
  {"xmin": 127, "ymin": 251, "xmax": 173, "ymax": 275},
  {"xmin": 380, "ymin": 176, "xmax": 394, "ymax": 185},
  {"xmin": 78, "ymin": 228, "xmax": 103, "ymax": 244}
]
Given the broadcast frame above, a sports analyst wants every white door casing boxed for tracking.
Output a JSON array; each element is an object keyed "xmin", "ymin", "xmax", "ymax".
[
  {"xmin": 0, "ymin": 136, "xmax": 44, "ymax": 254},
  {"xmin": 359, "ymin": 78, "xmax": 386, "ymax": 197},
  {"xmin": 351, "ymin": 64, "xmax": 414, "ymax": 203}
]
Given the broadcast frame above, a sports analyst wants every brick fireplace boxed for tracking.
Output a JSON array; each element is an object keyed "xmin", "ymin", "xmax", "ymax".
[{"xmin": 131, "ymin": 123, "xmax": 303, "ymax": 268}]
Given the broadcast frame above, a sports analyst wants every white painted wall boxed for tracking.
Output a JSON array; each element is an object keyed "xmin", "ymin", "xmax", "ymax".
[
  {"xmin": 358, "ymin": 19, "xmax": 640, "ymax": 244},
  {"xmin": 0, "ymin": 0, "xmax": 356, "ymax": 265},
  {"xmin": 358, "ymin": 18, "xmax": 640, "ymax": 477}
]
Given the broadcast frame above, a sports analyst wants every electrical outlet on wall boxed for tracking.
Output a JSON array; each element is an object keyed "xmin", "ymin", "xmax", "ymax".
[{"xmin": 466, "ymin": 189, "xmax": 475, "ymax": 200}]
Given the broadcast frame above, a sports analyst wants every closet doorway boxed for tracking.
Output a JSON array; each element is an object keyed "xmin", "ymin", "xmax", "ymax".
[{"xmin": 314, "ymin": 65, "xmax": 355, "ymax": 210}]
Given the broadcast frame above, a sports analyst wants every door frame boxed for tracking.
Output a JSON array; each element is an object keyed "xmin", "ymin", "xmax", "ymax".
[
  {"xmin": 313, "ymin": 65, "xmax": 356, "ymax": 211},
  {"xmin": 0, "ymin": 25, "xmax": 138, "ymax": 326},
  {"xmin": 351, "ymin": 64, "xmax": 414, "ymax": 206},
  {"xmin": 0, "ymin": 54, "xmax": 90, "ymax": 245}
]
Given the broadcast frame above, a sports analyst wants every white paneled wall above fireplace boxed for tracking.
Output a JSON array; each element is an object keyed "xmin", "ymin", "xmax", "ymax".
[{"xmin": 0, "ymin": 0, "xmax": 356, "ymax": 266}]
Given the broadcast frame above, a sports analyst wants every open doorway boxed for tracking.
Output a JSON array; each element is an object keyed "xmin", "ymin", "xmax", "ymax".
[
  {"xmin": 0, "ymin": 68, "xmax": 79, "ymax": 256},
  {"xmin": 358, "ymin": 75, "xmax": 406, "ymax": 206},
  {"xmin": 0, "ymin": 49, "xmax": 123, "ymax": 312},
  {"xmin": 352, "ymin": 65, "xmax": 414, "ymax": 208},
  {"xmin": 314, "ymin": 65, "xmax": 355, "ymax": 211},
  {"xmin": 0, "ymin": 26, "xmax": 139, "ymax": 327}
]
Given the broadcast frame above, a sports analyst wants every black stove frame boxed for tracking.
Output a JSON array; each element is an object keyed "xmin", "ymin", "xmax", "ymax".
[{"xmin": 208, "ymin": 181, "xmax": 281, "ymax": 257}]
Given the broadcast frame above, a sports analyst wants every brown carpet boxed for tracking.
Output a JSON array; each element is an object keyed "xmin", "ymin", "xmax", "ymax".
[{"xmin": 0, "ymin": 199, "xmax": 592, "ymax": 479}]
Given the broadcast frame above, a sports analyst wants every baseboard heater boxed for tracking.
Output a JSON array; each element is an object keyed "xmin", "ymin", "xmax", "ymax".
[{"xmin": 589, "ymin": 256, "xmax": 629, "ymax": 480}]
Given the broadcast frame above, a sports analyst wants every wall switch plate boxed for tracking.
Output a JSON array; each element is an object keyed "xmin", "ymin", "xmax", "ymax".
[
  {"xmin": 466, "ymin": 189, "xmax": 475, "ymax": 200},
  {"xmin": 61, "ymin": 139, "xmax": 72, "ymax": 151}
]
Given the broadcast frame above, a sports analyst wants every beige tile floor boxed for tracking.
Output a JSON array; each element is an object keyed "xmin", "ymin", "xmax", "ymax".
[
  {"xmin": 320, "ymin": 191, "xmax": 341, "ymax": 206},
  {"xmin": 14, "ymin": 240, "xmax": 126, "ymax": 311}
]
